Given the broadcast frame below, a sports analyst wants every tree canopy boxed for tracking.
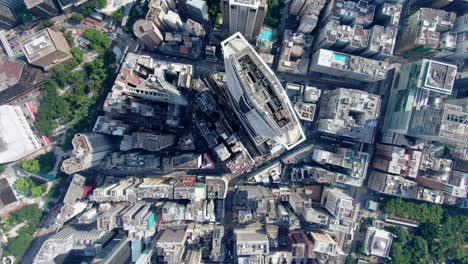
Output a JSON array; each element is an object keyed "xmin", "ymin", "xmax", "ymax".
[
  {"xmin": 385, "ymin": 199, "xmax": 468, "ymax": 264},
  {"xmin": 4, "ymin": 204, "xmax": 43, "ymax": 262},
  {"xmin": 82, "ymin": 29, "xmax": 112, "ymax": 52},
  {"xmin": 265, "ymin": 0, "xmax": 283, "ymax": 28},
  {"xmin": 14, "ymin": 177, "xmax": 46, "ymax": 197},
  {"xmin": 382, "ymin": 198, "xmax": 444, "ymax": 224}
]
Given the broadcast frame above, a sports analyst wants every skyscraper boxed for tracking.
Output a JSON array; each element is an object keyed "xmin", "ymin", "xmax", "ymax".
[
  {"xmin": 133, "ymin": 19, "xmax": 164, "ymax": 49},
  {"xmin": 0, "ymin": 4, "xmax": 17, "ymax": 28},
  {"xmin": 24, "ymin": 0, "xmax": 59, "ymax": 18},
  {"xmin": 222, "ymin": 0, "xmax": 267, "ymax": 40},
  {"xmin": 221, "ymin": 33, "xmax": 306, "ymax": 151},
  {"xmin": 384, "ymin": 59, "xmax": 457, "ymax": 135}
]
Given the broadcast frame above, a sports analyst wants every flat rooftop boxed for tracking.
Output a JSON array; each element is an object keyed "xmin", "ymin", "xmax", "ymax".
[{"xmin": 423, "ymin": 60, "xmax": 457, "ymax": 94}]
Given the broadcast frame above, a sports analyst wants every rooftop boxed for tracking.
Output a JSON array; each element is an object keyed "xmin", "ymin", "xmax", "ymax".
[
  {"xmin": 312, "ymin": 49, "xmax": 388, "ymax": 80},
  {"xmin": 222, "ymin": 33, "xmax": 305, "ymax": 150},
  {"xmin": 363, "ymin": 227, "xmax": 394, "ymax": 258},
  {"xmin": 422, "ymin": 60, "xmax": 457, "ymax": 94},
  {"xmin": 326, "ymin": 0, "xmax": 375, "ymax": 26},
  {"xmin": 317, "ymin": 88, "xmax": 381, "ymax": 143},
  {"xmin": 0, "ymin": 56, "xmax": 25, "ymax": 92}
]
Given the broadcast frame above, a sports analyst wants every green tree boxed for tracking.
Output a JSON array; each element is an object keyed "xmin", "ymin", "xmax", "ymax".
[
  {"xmin": 82, "ymin": 29, "xmax": 111, "ymax": 52},
  {"xmin": 79, "ymin": 0, "xmax": 107, "ymax": 15},
  {"xmin": 51, "ymin": 64, "xmax": 70, "ymax": 87},
  {"xmin": 0, "ymin": 164, "xmax": 5, "ymax": 173},
  {"xmin": 64, "ymin": 30, "xmax": 74, "ymax": 46},
  {"xmin": 96, "ymin": 0, "xmax": 107, "ymax": 9},
  {"xmin": 264, "ymin": 0, "xmax": 283, "ymax": 27},
  {"xmin": 38, "ymin": 19, "xmax": 54, "ymax": 30},
  {"xmin": 389, "ymin": 243, "xmax": 411, "ymax": 264},
  {"xmin": 5, "ymin": 229, "xmax": 34, "ymax": 261},
  {"xmin": 19, "ymin": 159, "xmax": 40, "ymax": 174},
  {"xmin": 111, "ymin": 7, "xmax": 124, "ymax": 21},
  {"xmin": 68, "ymin": 13, "xmax": 84, "ymax": 23},
  {"xmin": 37, "ymin": 152, "xmax": 56, "ymax": 173},
  {"xmin": 31, "ymin": 185, "xmax": 46, "ymax": 197},
  {"xmin": 70, "ymin": 47, "xmax": 84, "ymax": 66},
  {"xmin": 409, "ymin": 236, "xmax": 429, "ymax": 261}
]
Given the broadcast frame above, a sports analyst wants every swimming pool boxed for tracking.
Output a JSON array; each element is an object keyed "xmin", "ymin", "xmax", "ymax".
[
  {"xmin": 334, "ymin": 54, "xmax": 349, "ymax": 62},
  {"xmin": 259, "ymin": 29, "xmax": 273, "ymax": 41}
]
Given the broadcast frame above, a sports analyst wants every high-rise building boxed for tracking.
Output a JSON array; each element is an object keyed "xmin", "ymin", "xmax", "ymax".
[
  {"xmin": 0, "ymin": 5, "xmax": 17, "ymax": 28},
  {"xmin": 374, "ymin": 2, "xmax": 402, "ymax": 27},
  {"xmin": 163, "ymin": 10, "xmax": 183, "ymax": 32},
  {"xmin": 24, "ymin": 0, "xmax": 59, "ymax": 18},
  {"xmin": 384, "ymin": 59, "xmax": 457, "ymax": 135},
  {"xmin": 453, "ymin": 13, "xmax": 468, "ymax": 33},
  {"xmin": 372, "ymin": 144, "xmax": 422, "ymax": 179},
  {"xmin": 0, "ymin": 0, "xmax": 24, "ymax": 10},
  {"xmin": 295, "ymin": 0, "xmax": 326, "ymax": 34},
  {"xmin": 309, "ymin": 49, "xmax": 388, "ymax": 82},
  {"xmin": 321, "ymin": 188, "xmax": 354, "ymax": 220},
  {"xmin": 361, "ymin": 25, "xmax": 397, "ymax": 60},
  {"xmin": 322, "ymin": 0, "xmax": 375, "ymax": 27},
  {"xmin": 290, "ymin": 0, "xmax": 306, "ymax": 15},
  {"xmin": 221, "ymin": 33, "xmax": 306, "ymax": 151},
  {"xmin": 133, "ymin": 19, "xmax": 164, "ymax": 49},
  {"xmin": 315, "ymin": 20, "xmax": 369, "ymax": 53},
  {"xmin": 443, "ymin": 32, "xmax": 468, "ymax": 61},
  {"xmin": 409, "ymin": 102, "xmax": 467, "ymax": 147},
  {"xmin": 397, "ymin": 8, "xmax": 456, "ymax": 54},
  {"xmin": 317, "ymin": 88, "xmax": 381, "ymax": 143},
  {"xmin": 61, "ymin": 133, "xmax": 116, "ymax": 174},
  {"xmin": 20, "ymin": 28, "xmax": 72, "ymax": 71},
  {"xmin": 222, "ymin": 0, "xmax": 267, "ymax": 40},
  {"xmin": 186, "ymin": 0, "xmax": 209, "ymax": 22},
  {"xmin": 312, "ymin": 147, "xmax": 370, "ymax": 187}
]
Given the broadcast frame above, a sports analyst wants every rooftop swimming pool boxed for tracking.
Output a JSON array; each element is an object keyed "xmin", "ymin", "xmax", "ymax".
[
  {"xmin": 334, "ymin": 54, "xmax": 349, "ymax": 62},
  {"xmin": 259, "ymin": 29, "xmax": 273, "ymax": 41}
]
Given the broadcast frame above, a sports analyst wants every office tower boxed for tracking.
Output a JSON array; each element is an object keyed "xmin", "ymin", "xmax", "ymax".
[
  {"xmin": 374, "ymin": 2, "xmax": 402, "ymax": 27},
  {"xmin": 133, "ymin": 19, "xmax": 164, "ymax": 49},
  {"xmin": 122, "ymin": 75, "xmax": 188, "ymax": 105},
  {"xmin": 315, "ymin": 20, "xmax": 369, "ymax": 53},
  {"xmin": 24, "ymin": 0, "xmax": 59, "ymax": 18},
  {"xmin": 442, "ymin": 32, "xmax": 468, "ymax": 61},
  {"xmin": 163, "ymin": 10, "xmax": 183, "ymax": 32},
  {"xmin": 398, "ymin": 8, "xmax": 456, "ymax": 54},
  {"xmin": 61, "ymin": 133, "xmax": 116, "ymax": 174},
  {"xmin": 20, "ymin": 28, "xmax": 72, "ymax": 71},
  {"xmin": 0, "ymin": 0, "xmax": 24, "ymax": 10},
  {"xmin": 185, "ymin": 18, "xmax": 205, "ymax": 37},
  {"xmin": 222, "ymin": 0, "xmax": 267, "ymax": 40},
  {"xmin": 0, "ymin": 4, "xmax": 16, "ymax": 28},
  {"xmin": 290, "ymin": 0, "xmax": 305, "ymax": 15},
  {"xmin": 321, "ymin": 188, "xmax": 354, "ymax": 220},
  {"xmin": 186, "ymin": 0, "xmax": 209, "ymax": 22},
  {"xmin": 453, "ymin": 13, "xmax": 468, "ymax": 33},
  {"xmin": 120, "ymin": 132, "xmax": 177, "ymax": 152},
  {"xmin": 296, "ymin": 0, "xmax": 326, "ymax": 34},
  {"xmin": 34, "ymin": 225, "xmax": 107, "ymax": 263},
  {"xmin": 384, "ymin": 59, "xmax": 457, "ymax": 135},
  {"xmin": 372, "ymin": 144, "xmax": 422, "ymax": 179},
  {"xmin": 409, "ymin": 102, "xmax": 467, "ymax": 147},
  {"xmin": 309, "ymin": 49, "xmax": 388, "ymax": 82},
  {"xmin": 361, "ymin": 25, "xmax": 397, "ymax": 59},
  {"xmin": 317, "ymin": 88, "xmax": 381, "ymax": 143},
  {"xmin": 221, "ymin": 33, "xmax": 306, "ymax": 150},
  {"xmin": 322, "ymin": 0, "xmax": 375, "ymax": 27}
]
